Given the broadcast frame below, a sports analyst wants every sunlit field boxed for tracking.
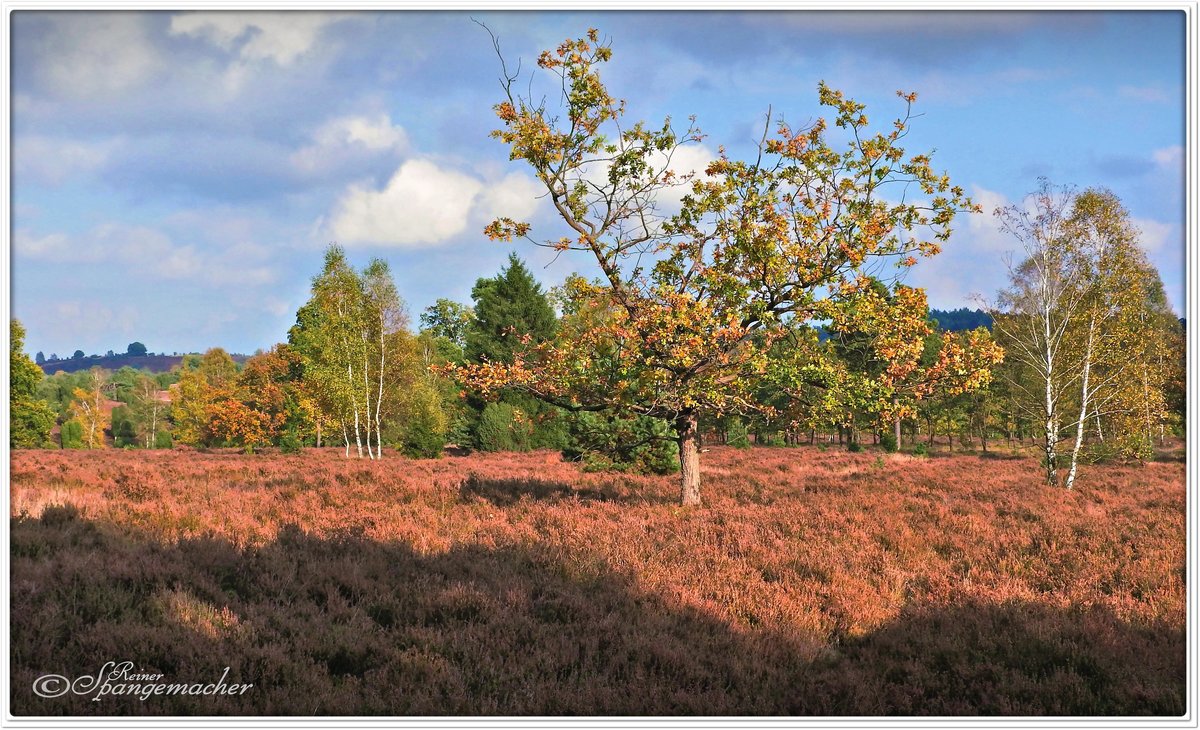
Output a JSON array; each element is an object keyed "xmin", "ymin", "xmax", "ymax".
[{"xmin": 10, "ymin": 445, "xmax": 1185, "ymax": 716}]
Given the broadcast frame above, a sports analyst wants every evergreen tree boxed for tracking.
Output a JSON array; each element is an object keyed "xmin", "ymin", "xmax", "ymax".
[
  {"xmin": 464, "ymin": 255, "xmax": 565, "ymax": 449},
  {"xmin": 465, "ymin": 254, "xmax": 557, "ymax": 364}
]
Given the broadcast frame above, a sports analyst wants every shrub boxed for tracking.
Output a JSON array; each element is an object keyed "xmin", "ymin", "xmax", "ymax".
[
  {"xmin": 880, "ymin": 432, "xmax": 898, "ymax": 453},
  {"xmin": 476, "ymin": 402, "xmax": 531, "ymax": 452},
  {"xmin": 563, "ymin": 411, "xmax": 678, "ymax": 475},
  {"xmin": 153, "ymin": 430, "xmax": 173, "ymax": 449},
  {"xmin": 111, "ymin": 406, "xmax": 138, "ymax": 448},
  {"xmin": 847, "ymin": 441, "xmax": 863, "ymax": 453},
  {"xmin": 726, "ymin": 418, "xmax": 751, "ymax": 449},
  {"xmin": 445, "ymin": 415, "xmax": 476, "ymax": 452},
  {"xmin": 402, "ymin": 382, "xmax": 449, "ymax": 459},
  {"xmin": 504, "ymin": 392, "xmax": 569, "ymax": 450},
  {"xmin": 912, "ymin": 441, "xmax": 928, "ymax": 457},
  {"xmin": 60, "ymin": 419, "xmax": 84, "ymax": 449},
  {"xmin": 279, "ymin": 427, "xmax": 303, "ymax": 454}
]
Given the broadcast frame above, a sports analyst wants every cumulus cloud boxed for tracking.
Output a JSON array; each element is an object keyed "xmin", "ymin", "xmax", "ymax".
[
  {"xmin": 328, "ymin": 159, "xmax": 542, "ymax": 248},
  {"xmin": 169, "ymin": 12, "xmax": 352, "ymax": 66},
  {"xmin": 475, "ymin": 172, "xmax": 546, "ymax": 224},
  {"xmin": 570, "ymin": 141, "xmax": 719, "ymax": 221}
]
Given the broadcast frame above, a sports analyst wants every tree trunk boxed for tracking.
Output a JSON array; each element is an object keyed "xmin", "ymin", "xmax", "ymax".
[
  {"xmin": 1065, "ymin": 338, "xmax": 1094, "ymax": 490},
  {"xmin": 677, "ymin": 411, "xmax": 701, "ymax": 506},
  {"xmin": 377, "ymin": 313, "xmax": 387, "ymax": 459}
]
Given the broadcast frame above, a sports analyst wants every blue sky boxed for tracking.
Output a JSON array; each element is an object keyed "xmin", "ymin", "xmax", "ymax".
[{"xmin": 9, "ymin": 9, "xmax": 1187, "ymax": 357}]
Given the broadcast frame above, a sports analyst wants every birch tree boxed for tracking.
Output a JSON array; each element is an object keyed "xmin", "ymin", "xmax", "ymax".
[
  {"xmin": 68, "ymin": 369, "xmax": 109, "ymax": 449},
  {"xmin": 290, "ymin": 246, "xmax": 407, "ymax": 459},
  {"xmin": 993, "ymin": 181, "xmax": 1171, "ymax": 487},
  {"xmin": 132, "ymin": 375, "xmax": 165, "ymax": 448}
]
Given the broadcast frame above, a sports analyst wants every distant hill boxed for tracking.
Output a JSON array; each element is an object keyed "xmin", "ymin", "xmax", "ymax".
[
  {"xmin": 39, "ymin": 353, "xmax": 249, "ymax": 375},
  {"xmin": 928, "ymin": 308, "xmax": 992, "ymax": 332},
  {"xmin": 813, "ymin": 307, "xmax": 992, "ymax": 342}
]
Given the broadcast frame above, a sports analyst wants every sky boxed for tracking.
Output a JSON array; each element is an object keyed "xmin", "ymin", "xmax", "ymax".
[{"xmin": 8, "ymin": 9, "xmax": 1188, "ymax": 357}]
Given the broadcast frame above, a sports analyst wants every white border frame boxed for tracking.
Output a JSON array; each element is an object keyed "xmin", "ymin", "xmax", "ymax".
[{"xmin": 1, "ymin": 2, "xmax": 1195, "ymax": 728}]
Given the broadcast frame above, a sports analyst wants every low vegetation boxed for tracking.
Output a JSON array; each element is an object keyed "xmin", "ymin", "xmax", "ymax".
[{"xmin": 10, "ymin": 445, "xmax": 1184, "ymax": 715}]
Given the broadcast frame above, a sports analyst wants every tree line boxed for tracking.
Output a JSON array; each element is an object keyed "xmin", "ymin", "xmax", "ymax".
[{"xmin": 8, "ymin": 28, "xmax": 1185, "ymax": 506}]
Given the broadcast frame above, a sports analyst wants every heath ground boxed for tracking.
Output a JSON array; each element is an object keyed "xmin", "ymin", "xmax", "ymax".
[{"xmin": 9, "ymin": 444, "xmax": 1186, "ymax": 716}]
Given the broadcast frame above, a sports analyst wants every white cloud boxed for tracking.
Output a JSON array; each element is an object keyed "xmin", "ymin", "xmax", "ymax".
[
  {"xmin": 1131, "ymin": 218, "xmax": 1173, "ymax": 254},
  {"xmin": 14, "ymin": 231, "xmax": 71, "ymax": 258},
  {"xmin": 573, "ymin": 141, "xmax": 719, "ymax": 219},
  {"xmin": 328, "ymin": 159, "xmax": 544, "ymax": 248},
  {"xmin": 653, "ymin": 143, "xmax": 720, "ymax": 215},
  {"xmin": 290, "ymin": 113, "xmax": 409, "ymax": 174},
  {"xmin": 14, "ymin": 136, "xmax": 121, "ymax": 185},
  {"xmin": 330, "ymin": 159, "xmax": 481, "ymax": 246},
  {"xmin": 962, "ymin": 185, "xmax": 1014, "ymax": 253},
  {"xmin": 1152, "ymin": 145, "xmax": 1184, "ymax": 170},
  {"xmin": 169, "ymin": 12, "xmax": 350, "ymax": 66},
  {"xmin": 35, "ymin": 14, "xmax": 160, "ymax": 98},
  {"xmin": 14, "ymin": 224, "xmax": 275, "ymax": 287},
  {"xmin": 48, "ymin": 300, "xmax": 139, "ymax": 343},
  {"xmin": 476, "ymin": 171, "xmax": 544, "ymax": 224}
]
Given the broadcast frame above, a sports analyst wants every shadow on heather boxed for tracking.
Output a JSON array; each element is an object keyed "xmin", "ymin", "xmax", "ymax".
[{"xmin": 10, "ymin": 508, "xmax": 1184, "ymax": 716}]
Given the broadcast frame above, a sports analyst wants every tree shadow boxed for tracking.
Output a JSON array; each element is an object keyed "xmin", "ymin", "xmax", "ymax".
[
  {"xmin": 458, "ymin": 473, "xmax": 670, "ymax": 506},
  {"xmin": 977, "ymin": 451, "xmax": 1027, "ymax": 461},
  {"xmin": 10, "ymin": 509, "xmax": 1184, "ymax": 716}
]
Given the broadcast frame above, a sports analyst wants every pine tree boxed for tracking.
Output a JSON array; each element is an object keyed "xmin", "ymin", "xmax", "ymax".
[{"xmin": 465, "ymin": 254, "xmax": 557, "ymax": 364}]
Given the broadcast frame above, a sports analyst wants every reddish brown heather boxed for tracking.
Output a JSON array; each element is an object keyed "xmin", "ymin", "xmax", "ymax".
[{"xmin": 9, "ymin": 445, "xmax": 1185, "ymax": 716}]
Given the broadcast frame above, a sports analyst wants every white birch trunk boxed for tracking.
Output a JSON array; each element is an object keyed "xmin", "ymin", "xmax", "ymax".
[
  {"xmin": 376, "ymin": 313, "xmax": 386, "ymax": 458},
  {"xmin": 1065, "ymin": 320, "xmax": 1095, "ymax": 490}
]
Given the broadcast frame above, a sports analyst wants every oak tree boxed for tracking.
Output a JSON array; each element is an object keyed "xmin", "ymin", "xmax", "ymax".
[{"xmin": 449, "ymin": 29, "xmax": 976, "ymax": 504}]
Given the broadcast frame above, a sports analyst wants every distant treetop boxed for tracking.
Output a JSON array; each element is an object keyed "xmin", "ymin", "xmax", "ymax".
[{"xmin": 928, "ymin": 308, "xmax": 992, "ymax": 332}]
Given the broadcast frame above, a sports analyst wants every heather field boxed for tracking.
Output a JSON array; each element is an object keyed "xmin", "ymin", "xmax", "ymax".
[{"xmin": 9, "ymin": 445, "xmax": 1186, "ymax": 716}]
